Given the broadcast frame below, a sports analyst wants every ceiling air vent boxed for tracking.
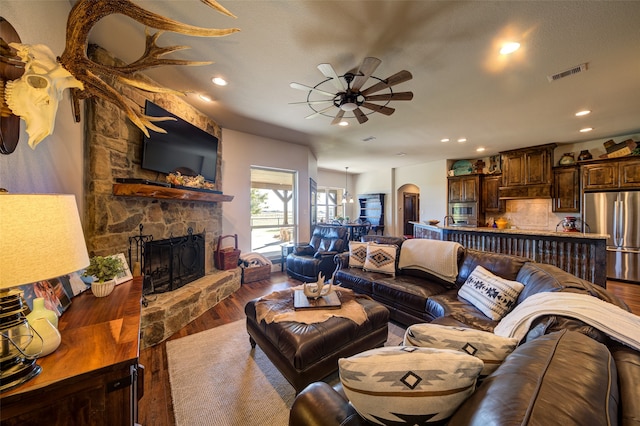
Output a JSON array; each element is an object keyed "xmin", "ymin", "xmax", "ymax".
[{"xmin": 547, "ymin": 63, "xmax": 588, "ymax": 82}]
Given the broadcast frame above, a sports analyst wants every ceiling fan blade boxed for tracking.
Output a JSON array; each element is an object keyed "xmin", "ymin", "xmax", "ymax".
[
  {"xmin": 305, "ymin": 105, "xmax": 335, "ymax": 119},
  {"xmin": 360, "ymin": 70, "xmax": 413, "ymax": 96},
  {"xmin": 317, "ymin": 63, "xmax": 346, "ymax": 91},
  {"xmin": 353, "ymin": 108, "xmax": 369, "ymax": 124},
  {"xmin": 289, "ymin": 100, "xmax": 334, "ymax": 105},
  {"xmin": 351, "ymin": 57, "xmax": 382, "ymax": 91},
  {"xmin": 365, "ymin": 91, "xmax": 414, "ymax": 101},
  {"xmin": 331, "ymin": 110, "xmax": 346, "ymax": 125},
  {"xmin": 290, "ymin": 82, "xmax": 336, "ymax": 98},
  {"xmin": 361, "ymin": 102, "xmax": 395, "ymax": 116}
]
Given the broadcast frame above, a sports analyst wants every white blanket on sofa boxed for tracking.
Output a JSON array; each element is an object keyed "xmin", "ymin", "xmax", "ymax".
[
  {"xmin": 494, "ymin": 292, "xmax": 640, "ymax": 351},
  {"xmin": 397, "ymin": 239, "xmax": 462, "ymax": 283}
]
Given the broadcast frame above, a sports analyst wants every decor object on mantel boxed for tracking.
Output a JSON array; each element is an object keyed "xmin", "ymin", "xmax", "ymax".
[
  {"xmin": 0, "ymin": 194, "xmax": 90, "ymax": 391},
  {"xmin": 82, "ymin": 256, "xmax": 125, "ymax": 298},
  {"xmin": 290, "ymin": 57, "xmax": 413, "ymax": 125},
  {"xmin": 0, "ymin": 0, "xmax": 239, "ymax": 153},
  {"xmin": 166, "ymin": 172, "xmax": 215, "ymax": 190}
]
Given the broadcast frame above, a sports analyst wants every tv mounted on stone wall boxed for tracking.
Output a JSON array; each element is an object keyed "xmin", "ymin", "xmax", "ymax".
[{"xmin": 141, "ymin": 100, "xmax": 219, "ymax": 182}]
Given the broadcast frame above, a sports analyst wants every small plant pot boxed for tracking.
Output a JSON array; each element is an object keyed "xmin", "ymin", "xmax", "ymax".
[{"xmin": 91, "ymin": 279, "xmax": 116, "ymax": 297}]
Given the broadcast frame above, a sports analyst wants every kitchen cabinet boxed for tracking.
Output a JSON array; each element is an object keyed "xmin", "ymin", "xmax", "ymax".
[
  {"xmin": 448, "ymin": 175, "xmax": 480, "ymax": 202},
  {"xmin": 553, "ymin": 165, "xmax": 580, "ymax": 212},
  {"xmin": 499, "ymin": 143, "xmax": 556, "ymax": 199},
  {"xmin": 482, "ymin": 174, "xmax": 505, "ymax": 213},
  {"xmin": 582, "ymin": 157, "xmax": 640, "ymax": 191}
]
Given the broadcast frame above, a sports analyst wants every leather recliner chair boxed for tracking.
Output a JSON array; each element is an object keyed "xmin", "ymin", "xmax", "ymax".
[{"xmin": 286, "ymin": 225, "xmax": 349, "ymax": 282}]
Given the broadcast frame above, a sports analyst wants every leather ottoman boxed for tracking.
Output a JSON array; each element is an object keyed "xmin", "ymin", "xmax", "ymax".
[{"xmin": 244, "ymin": 291, "xmax": 389, "ymax": 393}]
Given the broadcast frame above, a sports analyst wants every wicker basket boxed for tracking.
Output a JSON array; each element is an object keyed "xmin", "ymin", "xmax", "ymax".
[
  {"xmin": 214, "ymin": 234, "xmax": 241, "ymax": 270},
  {"xmin": 242, "ymin": 264, "xmax": 271, "ymax": 283}
]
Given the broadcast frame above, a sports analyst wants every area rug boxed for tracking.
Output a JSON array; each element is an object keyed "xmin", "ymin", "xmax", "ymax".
[{"xmin": 166, "ymin": 319, "xmax": 405, "ymax": 426}]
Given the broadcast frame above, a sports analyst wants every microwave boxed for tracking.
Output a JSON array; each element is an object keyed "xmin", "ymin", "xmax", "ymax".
[{"xmin": 449, "ymin": 202, "xmax": 478, "ymax": 227}]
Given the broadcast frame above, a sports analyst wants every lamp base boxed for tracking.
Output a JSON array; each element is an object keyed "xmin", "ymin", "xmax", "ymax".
[
  {"xmin": 0, "ymin": 290, "xmax": 42, "ymax": 392},
  {"xmin": 0, "ymin": 357, "xmax": 41, "ymax": 392}
]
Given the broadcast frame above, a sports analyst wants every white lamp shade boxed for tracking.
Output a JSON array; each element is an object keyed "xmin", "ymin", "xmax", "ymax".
[{"xmin": 0, "ymin": 194, "xmax": 90, "ymax": 289}]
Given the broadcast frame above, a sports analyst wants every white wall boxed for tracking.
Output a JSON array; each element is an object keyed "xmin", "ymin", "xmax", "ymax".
[
  {"xmin": 221, "ymin": 129, "xmax": 313, "ymax": 253},
  {"xmin": 0, "ymin": 2, "xmax": 85, "ymax": 213}
]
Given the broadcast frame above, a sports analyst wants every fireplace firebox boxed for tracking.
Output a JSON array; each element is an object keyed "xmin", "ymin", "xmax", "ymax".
[{"xmin": 143, "ymin": 228, "xmax": 205, "ymax": 294}]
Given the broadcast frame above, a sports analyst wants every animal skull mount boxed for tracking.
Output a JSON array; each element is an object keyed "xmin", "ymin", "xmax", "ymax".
[
  {"xmin": 4, "ymin": 43, "xmax": 83, "ymax": 149},
  {"xmin": 303, "ymin": 272, "xmax": 335, "ymax": 300}
]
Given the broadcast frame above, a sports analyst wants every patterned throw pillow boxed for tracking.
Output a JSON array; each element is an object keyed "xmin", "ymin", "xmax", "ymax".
[
  {"xmin": 404, "ymin": 323, "xmax": 519, "ymax": 377},
  {"xmin": 339, "ymin": 346, "xmax": 484, "ymax": 425},
  {"xmin": 458, "ymin": 265, "xmax": 524, "ymax": 320},
  {"xmin": 363, "ymin": 243, "xmax": 397, "ymax": 276},
  {"xmin": 349, "ymin": 241, "xmax": 369, "ymax": 269}
]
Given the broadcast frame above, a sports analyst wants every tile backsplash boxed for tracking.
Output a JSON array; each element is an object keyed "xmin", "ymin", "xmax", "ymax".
[{"xmin": 500, "ymin": 199, "xmax": 574, "ymax": 231}]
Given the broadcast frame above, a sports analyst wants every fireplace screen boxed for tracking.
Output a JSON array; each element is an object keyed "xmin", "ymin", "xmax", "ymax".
[{"xmin": 144, "ymin": 229, "xmax": 205, "ymax": 294}]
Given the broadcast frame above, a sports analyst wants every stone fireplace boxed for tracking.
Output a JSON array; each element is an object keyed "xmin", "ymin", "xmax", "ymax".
[{"xmin": 82, "ymin": 45, "xmax": 240, "ymax": 348}]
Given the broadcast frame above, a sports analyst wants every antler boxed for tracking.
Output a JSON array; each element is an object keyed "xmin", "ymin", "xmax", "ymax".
[{"xmin": 58, "ymin": 0, "xmax": 239, "ymax": 136}]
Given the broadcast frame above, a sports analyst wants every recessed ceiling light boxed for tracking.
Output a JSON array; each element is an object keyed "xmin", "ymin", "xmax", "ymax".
[
  {"xmin": 362, "ymin": 136, "xmax": 376, "ymax": 141},
  {"xmin": 338, "ymin": 121, "xmax": 349, "ymax": 126},
  {"xmin": 441, "ymin": 138, "xmax": 450, "ymax": 143},
  {"xmin": 500, "ymin": 42, "xmax": 521, "ymax": 55},
  {"xmin": 199, "ymin": 94, "xmax": 212, "ymax": 102},
  {"xmin": 396, "ymin": 152, "xmax": 406, "ymax": 156},
  {"xmin": 580, "ymin": 127, "xmax": 594, "ymax": 133},
  {"xmin": 457, "ymin": 138, "xmax": 467, "ymax": 143},
  {"xmin": 476, "ymin": 147, "xmax": 486, "ymax": 152},
  {"xmin": 212, "ymin": 77, "xmax": 227, "ymax": 86},
  {"xmin": 575, "ymin": 110, "xmax": 591, "ymax": 117}
]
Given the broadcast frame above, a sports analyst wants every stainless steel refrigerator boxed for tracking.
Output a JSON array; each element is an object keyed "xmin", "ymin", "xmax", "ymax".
[{"xmin": 584, "ymin": 191, "xmax": 640, "ymax": 284}]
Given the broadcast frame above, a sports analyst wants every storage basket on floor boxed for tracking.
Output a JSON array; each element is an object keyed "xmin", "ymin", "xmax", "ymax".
[
  {"xmin": 242, "ymin": 264, "xmax": 271, "ymax": 283},
  {"xmin": 214, "ymin": 234, "xmax": 241, "ymax": 270}
]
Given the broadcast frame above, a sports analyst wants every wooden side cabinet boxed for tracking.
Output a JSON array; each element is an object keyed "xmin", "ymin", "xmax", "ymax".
[
  {"xmin": 582, "ymin": 157, "xmax": 640, "ymax": 191},
  {"xmin": 553, "ymin": 166, "xmax": 580, "ymax": 212},
  {"xmin": 482, "ymin": 174, "xmax": 505, "ymax": 213},
  {"xmin": 448, "ymin": 175, "xmax": 480, "ymax": 202},
  {"xmin": 1, "ymin": 279, "xmax": 143, "ymax": 426}
]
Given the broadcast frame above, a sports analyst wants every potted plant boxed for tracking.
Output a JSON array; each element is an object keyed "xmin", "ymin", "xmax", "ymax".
[{"xmin": 83, "ymin": 255, "xmax": 124, "ymax": 297}]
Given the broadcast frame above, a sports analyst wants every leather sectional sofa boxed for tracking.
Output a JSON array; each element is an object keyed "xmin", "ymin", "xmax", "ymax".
[{"xmin": 289, "ymin": 236, "xmax": 640, "ymax": 425}]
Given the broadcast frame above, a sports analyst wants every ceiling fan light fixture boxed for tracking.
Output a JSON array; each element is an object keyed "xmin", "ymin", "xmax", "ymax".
[
  {"xmin": 340, "ymin": 102, "xmax": 358, "ymax": 112},
  {"xmin": 338, "ymin": 121, "xmax": 349, "ymax": 126}
]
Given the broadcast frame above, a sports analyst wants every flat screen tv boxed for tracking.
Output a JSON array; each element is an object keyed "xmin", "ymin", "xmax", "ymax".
[{"xmin": 141, "ymin": 100, "xmax": 219, "ymax": 182}]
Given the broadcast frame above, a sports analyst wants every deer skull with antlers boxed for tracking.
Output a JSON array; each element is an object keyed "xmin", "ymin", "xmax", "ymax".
[{"xmin": 2, "ymin": 0, "xmax": 239, "ymax": 148}]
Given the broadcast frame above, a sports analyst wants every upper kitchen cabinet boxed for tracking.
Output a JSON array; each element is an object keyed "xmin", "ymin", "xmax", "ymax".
[
  {"xmin": 582, "ymin": 157, "xmax": 640, "ymax": 191},
  {"xmin": 482, "ymin": 174, "xmax": 505, "ymax": 213},
  {"xmin": 448, "ymin": 175, "xmax": 480, "ymax": 202},
  {"xmin": 499, "ymin": 143, "xmax": 557, "ymax": 199},
  {"xmin": 553, "ymin": 165, "xmax": 580, "ymax": 212}
]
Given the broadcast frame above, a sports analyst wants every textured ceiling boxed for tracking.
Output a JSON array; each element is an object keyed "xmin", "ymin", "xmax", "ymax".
[{"xmin": 85, "ymin": 0, "xmax": 640, "ymax": 173}]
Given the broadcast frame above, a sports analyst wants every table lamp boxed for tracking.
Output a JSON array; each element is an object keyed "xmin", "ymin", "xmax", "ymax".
[{"xmin": 0, "ymin": 194, "xmax": 90, "ymax": 392}]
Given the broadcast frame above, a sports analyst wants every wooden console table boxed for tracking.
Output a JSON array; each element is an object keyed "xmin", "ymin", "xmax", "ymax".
[{"xmin": 1, "ymin": 278, "xmax": 143, "ymax": 425}]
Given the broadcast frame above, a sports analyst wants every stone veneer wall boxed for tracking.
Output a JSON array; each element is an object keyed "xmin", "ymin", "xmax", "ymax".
[
  {"xmin": 84, "ymin": 44, "xmax": 224, "ymax": 273},
  {"xmin": 83, "ymin": 45, "xmax": 241, "ymax": 347}
]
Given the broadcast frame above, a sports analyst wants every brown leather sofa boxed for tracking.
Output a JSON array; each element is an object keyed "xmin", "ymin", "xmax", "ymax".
[
  {"xmin": 288, "ymin": 238, "xmax": 640, "ymax": 425},
  {"xmin": 286, "ymin": 225, "xmax": 349, "ymax": 283}
]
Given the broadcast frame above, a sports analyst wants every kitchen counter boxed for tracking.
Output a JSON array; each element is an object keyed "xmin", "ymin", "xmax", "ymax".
[
  {"xmin": 412, "ymin": 222, "xmax": 609, "ymax": 240},
  {"xmin": 411, "ymin": 222, "xmax": 607, "ymax": 286}
]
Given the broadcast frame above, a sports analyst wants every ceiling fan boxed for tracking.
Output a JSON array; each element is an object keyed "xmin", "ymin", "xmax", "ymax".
[{"xmin": 290, "ymin": 57, "xmax": 413, "ymax": 125}]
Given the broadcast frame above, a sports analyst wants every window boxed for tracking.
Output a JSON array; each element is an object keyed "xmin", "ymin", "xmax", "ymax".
[
  {"xmin": 317, "ymin": 187, "xmax": 345, "ymax": 223},
  {"xmin": 250, "ymin": 167, "xmax": 296, "ymax": 261}
]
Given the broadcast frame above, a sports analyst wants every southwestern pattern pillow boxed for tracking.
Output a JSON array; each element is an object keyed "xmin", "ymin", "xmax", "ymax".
[
  {"xmin": 339, "ymin": 346, "xmax": 483, "ymax": 425},
  {"xmin": 404, "ymin": 323, "xmax": 519, "ymax": 377},
  {"xmin": 349, "ymin": 241, "xmax": 369, "ymax": 269},
  {"xmin": 458, "ymin": 265, "xmax": 524, "ymax": 320},
  {"xmin": 363, "ymin": 243, "xmax": 397, "ymax": 276}
]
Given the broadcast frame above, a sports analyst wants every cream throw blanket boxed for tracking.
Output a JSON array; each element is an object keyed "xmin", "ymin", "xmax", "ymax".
[
  {"xmin": 397, "ymin": 239, "xmax": 462, "ymax": 283},
  {"xmin": 255, "ymin": 286, "xmax": 369, "ymax": 325},
  {"xmin": 494, "ymin": 292, "xmax": 640, "ymax": 351}
]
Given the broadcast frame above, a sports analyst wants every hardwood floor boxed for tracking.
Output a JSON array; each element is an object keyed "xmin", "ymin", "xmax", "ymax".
[{"xmin": 137, "ymin": 272, "xmax": 640, "ymax": 426}]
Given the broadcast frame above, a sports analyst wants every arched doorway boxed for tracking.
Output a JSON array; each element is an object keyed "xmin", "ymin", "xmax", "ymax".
[{"xmin": 397, "ymin": 184, "xmax": 420, "ymax": 238}]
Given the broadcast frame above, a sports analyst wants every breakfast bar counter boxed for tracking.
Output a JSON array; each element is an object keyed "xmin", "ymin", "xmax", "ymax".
[{"xmin": 411, "ymin": 222, "xmax": 608, "ymax": 287}]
